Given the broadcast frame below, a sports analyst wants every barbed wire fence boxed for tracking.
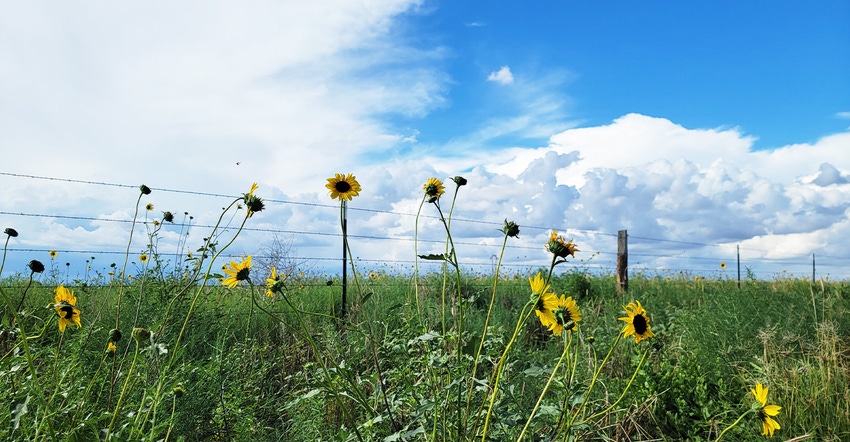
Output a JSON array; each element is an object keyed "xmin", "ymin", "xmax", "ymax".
[{"xmin": 2, "ymin": 171, "xmax": 849, "ymax": 282}]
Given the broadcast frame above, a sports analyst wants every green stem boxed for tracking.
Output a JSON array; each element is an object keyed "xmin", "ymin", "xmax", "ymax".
[
  {"xmin": 586, "ymin": 348, "xmax": 649, "ymax": 422},
  {"xmin": 464, "ymin": 232, "xmax": 509, "ymax": 422},
  {"xmin": 517, "ymin": 331, "xmax": 573, "ymax": 441},
  {"xmin": 716, "ymin": 409, "xmax": 754, "ymax": 441},
  {"xmin": 107, "ymin": 340, "xmax": 140, "ymax": 441},
  {"xmin": 563, "ymin": 333, "xmax": 622, "ymax": 439}
]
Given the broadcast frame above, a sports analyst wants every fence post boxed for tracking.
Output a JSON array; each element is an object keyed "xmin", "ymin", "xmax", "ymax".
[
  {"xmin": 737, "ymin": 245, "xmax": 741, "ymax": 289},
  {"xmin": 617, "ymin": 230, "xmax": 628, "ymax": 293},
  {"xmin": 812, "ymin": 253, "xmax": 816, "ymax": 282}
]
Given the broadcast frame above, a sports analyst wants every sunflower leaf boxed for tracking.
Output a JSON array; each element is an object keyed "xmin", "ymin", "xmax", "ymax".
[{"xmin": 418, "ymin": 253, "xmax": 448, "ymax": 261}]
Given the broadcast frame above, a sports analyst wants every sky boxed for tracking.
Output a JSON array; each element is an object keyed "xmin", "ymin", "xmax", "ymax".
[{"xmin": 1, "ymin": 0, "xmax": 849, "ymax": 281}]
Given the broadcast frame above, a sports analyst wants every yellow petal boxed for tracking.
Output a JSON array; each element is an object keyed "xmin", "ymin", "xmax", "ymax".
[{"xmin": 763, "ymin": 404, "xmax": 781, "ymax": 416}]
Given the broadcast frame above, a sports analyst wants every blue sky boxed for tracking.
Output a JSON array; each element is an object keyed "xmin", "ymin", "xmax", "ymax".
[
  {"xmin": 402, "ymin": 1, "xmax": 850, "ymax": 151},
  {"xmin": 1, "ymin": 0, "xmax": 849, "ymax": 281}
]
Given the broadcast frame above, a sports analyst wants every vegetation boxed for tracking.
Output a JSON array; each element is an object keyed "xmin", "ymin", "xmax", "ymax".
[{"xmin": 1, "ymin": 179, "xmax": 848, "ymax": 441}]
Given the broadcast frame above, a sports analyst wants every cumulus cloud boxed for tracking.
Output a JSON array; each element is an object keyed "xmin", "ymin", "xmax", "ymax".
[{"xmin": 487, "ymin": 66, "xmax": 514, "ymax": 85}]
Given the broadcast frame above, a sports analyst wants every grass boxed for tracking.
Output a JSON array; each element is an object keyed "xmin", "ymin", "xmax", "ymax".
[{"xmin": 1, "ymin": 180, "xmax": 848, "ymax": 441}]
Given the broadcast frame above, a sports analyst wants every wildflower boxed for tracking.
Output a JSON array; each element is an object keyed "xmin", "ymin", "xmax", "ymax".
[
  {"xmin": 547, "ymin": 230, "xmax": 579, "ymax": 259},
  {"xmin": 534, "ymin": 291, "xmax": 560, "ymax": 329},
  {"xmin": 545, "ymin": 295, "xmax": 582, "ymax": 335},
  {"xmin": 173, "ymin": 385, "xmax": 187, "ymax": 397},
  {"xmin": 54, "ymin": 285, "xmax": 82, "ymax": 332},
  {"xmin": 49, "ymin": 250, "xmax": 57, "ymax": 259},
  {"xmin": 325, "ymin": 173, "xmax": 362, "ymax": 201},
  {"xmin": 619, "ymin": 300, "xmax": 654, "ymax": 343},
  {"xmin": 139, "ymin": 184, "xmax": 152, "ymax": 195},
  {"xmin": 162, "ymin": 211, "xmax": 174, "ymax": 223},
  {"xmin": 451, "ymin": 176, "xmax": 468, "ymax": 186},
  {"xmin": 266, "ymin": 266, "xmax": 286, "ymax": 297},
  {"xmin": 222, "ymin": 255, "xmax": 252, "ymax": 288},
  {"xmin": 132, "ymin": 327, "xmax": 151, "ymax": 343},
  {"xmin": 139, "ymin": 254, "xmax": 149, "ymax": 263},
  {"xmin": 423, "ymin": 177, "xmax": 445, "ymax": 203},
  {"xmin": 500, "ymin": 219, "xmax": 520, "ymax": 238},
  {"xmin": 28, "ymin": 260, "xmax": 45, "ymax": 273},
  {"xmin": 107, "ymin": 342, "xmax": 117, "ymax": 353},
  {"xmin": 109, "ymin": 328, "xmax": 122, "ymax": 342},
  {"xmin": 153, "ymin": 219, "xmax": 161, "ymax": 227},
  {"xmin": 528, "ymin": 272, "xmax": 551, "ymax": 296},
  {"xmin": 720, "ymin": 262, "xmax": 727, "ymax": 269},
  {"xmin": 4, "ymin": 227, "xmax": 17, "ymax": 237},
  {"xmin": 751, "ymin": 382, "xmax": 781, "ymax": 436},
  {"xmin": 243, "ymin": 183, "xmax": 265, "ymax": 217},
  {"xmin": 146, "ymin": 203, "xmax": 154, "ymax": 211}
]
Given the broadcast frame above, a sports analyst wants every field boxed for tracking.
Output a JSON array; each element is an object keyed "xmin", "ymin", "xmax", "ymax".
[{"xmin": 1, "ymin": 182, "xmax": 849, "ymax": 441}]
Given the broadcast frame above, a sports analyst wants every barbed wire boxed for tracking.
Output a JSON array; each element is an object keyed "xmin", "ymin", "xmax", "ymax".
[{"xmin": 3, "ymin": 171, "xmax": 850, "ymax": 278}]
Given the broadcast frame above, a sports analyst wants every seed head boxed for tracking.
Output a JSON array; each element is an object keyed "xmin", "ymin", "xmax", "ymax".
[
  {"xmin": 4, "ymin": 228, "xmax": 18, "ymax": 237},
  {"xmin": 28, "ymin": 260, "xmax": 45, "ymax": 273},
  {"xmin": 139, "ymin": 184, "xmax": 152, "ymax": 195}
]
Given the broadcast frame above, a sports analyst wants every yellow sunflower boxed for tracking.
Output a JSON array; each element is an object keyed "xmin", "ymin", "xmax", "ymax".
[
  {"xmin": 146, "ymin": 203, "xmax": 154, "ymax": 211},
  {"xmin": 528, "ymin": 272, "xmax": 551, "ymax": 296},
  {"xmin": 243, "ymin": 183, "xmax": 265, "ymax": 217},
  {"xmin": 54, "ymin": 285, "xmax": 82, "ymax": 332},
  {"xmin": 423, "ymin": 177, "xmax": 445, "ymax": 202},
  {"xmin": 545, "ymin": 295, "xmax": 582, "ymax": 336},
  {"xmin": 49, "ymin": 250, "xmax": 57, "ymax": 259},
  {"xmin": 107, "ymin": 342, "xmax": 117, "ymax": 353},
  {"xmin": 139, "ymin": 254, "xmax": 149, "ymax": 263},
  {"xmin": 266, "ymin": 266, "xmax": 286, "ymax": 297},
  {"xmin": 326, "ymin": 174, "xmax": 362, "ymax": 201},
  {"xmin": 618, "ymin": 300, "xmax": 654, "ymax": 343},
  {"xmin": 221, "ymin": 255, "xmax": 252, "ymax": 288},
  {"xmin": 752, "ymin": 382, "xmax": 781, "ymax": 437},
  {"xmin": 547, "ymin": 230, "xmax": 579, "ymax": 259},
  {"xmin": 720, "ymin": 262, "xmax": 727, "ymax": 269}
]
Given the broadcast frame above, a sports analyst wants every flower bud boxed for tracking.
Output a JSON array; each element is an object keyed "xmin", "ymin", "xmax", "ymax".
[
  {"xmin": 139, "ymin": 184, "xmax": 152, "ymax": 195},
  {"xmin": 4, "ymin": 228, "xmax": 18, "ymax": 237}
]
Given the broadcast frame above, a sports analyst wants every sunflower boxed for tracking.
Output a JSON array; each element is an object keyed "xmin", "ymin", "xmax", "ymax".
[
  {"xmin": 528, "ymin": 272, "xmax": 551, "ymax": 296},
  {"xmin": 266, "ymin": 266, "xmax": 286, "ymax": 297},
  {"xmin": 243, "ymin": 183, "xmax": 265, "ymax": 217},
  {"xmin": 222, "ymin": 255, "xmax": 252, "ymax": 288},
  {"xmin": 545, "ymin": 295, "xmax": 582, "ymax": 335},
  {"xmin": 326, "ymin": 174, "xmax": 362, "ymax": 201},
  {"xmin": 534, "ymin": 290, "xmax": 560, "ymax": 330},
  {"xmin": 107, "ymin": 342, "xmax": 117, "ymax": 353},
  {"xmin": 547, "ymin": 230, "xmax": 579, "ymax": 259},
  {"xmin": 54, "ymin": 285, "xmax": 82, "ymax": 332},
  {"xmin": 618, "ymin": 300, "xmax": 654, "ymax": 343},
  {"xmin": 139, "ymin": 254, "xmax": 149, "ymax": 263},
  {"xmin": 49, "ymin": 250, "xmax": 57, "ymax": 259},
  {"xmin": 423, "ymin": 177, "xmax": 445, "ymax": 202},
  {"xmin": 720, "ymin": 262, "xmax": 727, "ymax": 269},
  {"xmin": 146, "ymin": 203, "xmax": 154, "ymax": 211},
  {"xmin": 752, "ymin": 382, "xmax": 781, "ymax": 436}
]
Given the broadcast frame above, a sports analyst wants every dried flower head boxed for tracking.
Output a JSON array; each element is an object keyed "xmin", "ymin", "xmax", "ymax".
[
  {"xmin": 139, "ymin": 184, "xmax": 152, "ymax": 195},
  {"xmin": 4, "ymin": 227, "xmax": 18, "ymax": 237},
  {"xmin": 28, "ymin": 260, "xmax": 45, "ymax": 273}
]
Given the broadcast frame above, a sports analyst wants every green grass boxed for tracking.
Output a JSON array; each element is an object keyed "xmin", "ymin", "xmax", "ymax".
[{"xmin": 1, "ymin": 270, "xmax": 848, "ymax": 441}]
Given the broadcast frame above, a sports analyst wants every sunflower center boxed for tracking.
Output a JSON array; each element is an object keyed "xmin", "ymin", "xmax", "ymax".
[
  {"xmin": 236, "ymin": 267, "xmax": 251, "ymax": 281},
  {"xmin": 632, "ymin": 314, "xmax": 648, "ymax": 334},
  {"xmin": 335, "ymin": 181, "xmax": 352, "ymax": 193},
  {"xmin": 425, "ymin": 184, "xmax": 438, "ymax": 195},
  {"xmin": 59, "ymin": 305, "xmax": 75, "ymax": 318}
]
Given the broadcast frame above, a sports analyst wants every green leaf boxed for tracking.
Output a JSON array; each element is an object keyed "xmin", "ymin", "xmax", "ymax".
[{"xmin": 418, "ymin": 253, "xmax": 447, "ymax": 261}]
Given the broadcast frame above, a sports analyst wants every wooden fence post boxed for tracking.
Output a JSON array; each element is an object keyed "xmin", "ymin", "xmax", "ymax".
[{"xmin": 617, "ymin": 230, "xmax": 628, "ymax": 293}]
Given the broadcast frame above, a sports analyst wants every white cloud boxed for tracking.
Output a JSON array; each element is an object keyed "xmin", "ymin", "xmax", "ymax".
[{"xmin": 487, "ymin": 66, "xmax": 514, "ymax": 85}]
